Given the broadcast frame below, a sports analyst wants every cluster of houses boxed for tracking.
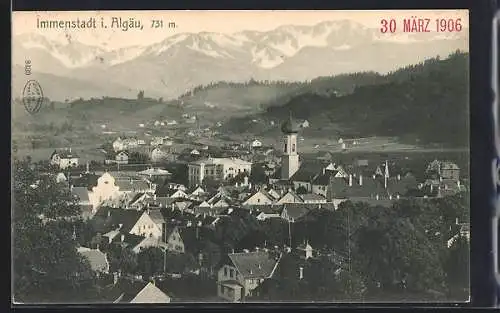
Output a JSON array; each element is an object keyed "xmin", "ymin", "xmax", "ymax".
[{"xmin": 47, "ymin": 114, "xmax": 468, "ymax": 303}]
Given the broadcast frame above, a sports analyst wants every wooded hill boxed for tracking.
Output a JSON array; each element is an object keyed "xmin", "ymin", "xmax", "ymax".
[{"xmin": 223, "ymin": 51, "xmax": 469, "ymax": 147}]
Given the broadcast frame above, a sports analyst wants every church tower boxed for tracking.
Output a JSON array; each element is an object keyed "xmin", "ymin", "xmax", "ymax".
[{"xmin": 281, "ymin": 113, "xmax": 300, "ymax": 179}]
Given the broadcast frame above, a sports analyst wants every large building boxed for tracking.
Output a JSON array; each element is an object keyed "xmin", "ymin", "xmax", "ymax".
[
  {"xmin": 281, "ymin": 114, "xmax": 301, "ymax": 180},
  {"xmin": 188, "ymin": 157, "xmax": 252, "ymax": 187}
]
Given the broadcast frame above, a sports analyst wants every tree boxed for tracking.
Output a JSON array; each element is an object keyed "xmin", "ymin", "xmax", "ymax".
[
  {"xmin": 137, "ymin": 247, "xmax": 164, "ymax": 280},
  {"xmin": 13, "ymin": 158, "xmax": 98, "ymax": 303},
  {"xmin": 128, "ymin": 151, "xmax": 149, "ymax": 164},
  {"xmin": 137, "ymin": 90, "xmax": 145, "ymax": 100},
  {"xmin": 107, "ymin": 245, "xmax": 138, "ymax": 275},
  {"xmin": 445, "ymin": 235, "xmax": 469, "ymax": 299},
  {"xmin": 250, "ymin": 164, "xmax": 268, "ymax": 184},
  {"xmin": 295, "ymin": 186, "xmax": 307, "ymax": 195}
]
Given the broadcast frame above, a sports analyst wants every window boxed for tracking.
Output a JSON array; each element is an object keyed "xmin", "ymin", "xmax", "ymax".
[
  {"xmin": 230, "ymin": 269, "xmax": 234, "ymax": 278},
  {"xmin": 292, "ymin": 144, "xmax": 296, "ymax": 152},
  {"xmin": 284, "ymin": 143, "xmax": 287, "ymax": 152},
  {"xmin": 257, "ymin": 199, "xmax": 260, "ymax": 203},
  {"xmin": 224, "ymin": 268, "xmax": 228, "ymax": 276}
]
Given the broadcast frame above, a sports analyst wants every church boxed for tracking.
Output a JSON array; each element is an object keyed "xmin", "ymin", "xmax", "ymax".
[{"xmin": 269, "ymin": 114, "xmax": 419, "ymax": 203}]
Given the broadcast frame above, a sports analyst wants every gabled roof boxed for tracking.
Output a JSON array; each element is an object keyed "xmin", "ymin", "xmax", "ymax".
[
  {"xmin": 103, "ymin": 279, "xmax": 170, "ymax": 303},
  {"xmin": 228, "ymin": 251, "xmax": 281, "ymax": 279},
  {"xmin": 147, "ymin": 208, "xmax": 165, "ymax": 225},
  {"xmin": 145, "ymin": 196, "xmax": 176, "ymax": 208},
  {"xmin": 97, "ymin": 208, "xmax": 144, "ymax": 233},
  {"xmin": 77, "ymin": 247, "xmax": 109, "ymax": 273},
  {"xmin": 52, "ymin": 149, "xmax": 80, "ymax": 159},
  {"xmin": 278, "ymin": 189, "xmax": 303, "ymax": 203},
  {"xmin": 71, "ymin": 174, "xmax": 99, "ymax": 190},
  {"xmin": 301, "ymin": 193, "xmax": 326, "ymax": 201},
  {"xmin": 115, "ymin": 179, "xmax": 151, "ymax": 192},
  {"xmin": 312, "ymin": 171, "xmax": 336, "ymax": 186}
]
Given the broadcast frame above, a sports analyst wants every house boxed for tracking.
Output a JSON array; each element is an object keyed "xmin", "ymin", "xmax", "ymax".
[
  {"xmin": 99, "ymin": 208, "xmax": 163, "ymax": 240},
  {"xmin": 50, "ymin": 149, "xmax": 79, "ymax": 169},
  {"xmin": 166, "ymin": 120, "xmax": 178, "ymax": 126},
  {"xmin": 137, "ymin": 139, "xmax": 146, "ymax": 145},
  {"xmin": 77, "ymin": 246, "xmax": 110, "ymax": 275},
  {"xmin": 113, "ymin": 138, "xmax": 125, "ymax": 152},
  {"xmin": 301, "ymin": 120, "xmax": 310, "ymax": 128},
  {"xmin": 188, "ymin": 186, "xmax": 206, "ymax": 198},
  {"xmin": 106, "ymin": 150, "xmax": 129, "ymax": 165},
  {"xmin": 251, "ymin": 140, "xmax": 262, "ymax": 148},
  {"xmin": 150, "ymin": 147, "xmax": 168, "ymax": 163},
  {"xmin": 276, "ymin": 189, "xmax": 303, "ymax": 205},
  {"xmin": 150, "ymin": 137, "xmax": 164, "ymax": 147},
  {"xmin": 242, "ymin": 190, "xmax": 275, "ymax": 206},
  {"xmin": 104, "ymin": 278, "xmax": 171, "ymax": 303},
  {"xmin": 161, "ymin": 224, "xmax": 185, "ymax": 253},
  {"xmin": 217, "ymin": 251, "xmax": 282, "ymax": 302},
  {"xmin": 170, "ymin": 189, "xmax": 188, "ymax": 199},
  {"xmin": 295, "ymin": 242, "xmax": 313, "ymax": 260},
  {"xmin": 188, "ymin": 157, "xmax": 252, "ymax": 187},
  {"xmin": 440, "ymin": 162, "xmax": 460, "ymax": 180},
  {"xmin": 300, "ymin": 193, "xmax": 327, "ymax": 204}
]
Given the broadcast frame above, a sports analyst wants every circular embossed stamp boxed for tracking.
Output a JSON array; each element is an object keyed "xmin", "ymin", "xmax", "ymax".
[{"xmin": 22, "ymin": 79, "xmax": 43, "ymax": 114}]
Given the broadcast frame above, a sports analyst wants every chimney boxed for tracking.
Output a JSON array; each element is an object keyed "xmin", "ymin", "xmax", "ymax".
[
  {"xmin": 389, "ymin": 195, "xmax": 393, "ymax": 200},
  {"xmin": 322, "ymin": 168, "xmax": 326, "ymax": 175},
  {"xmin": 69, "ymin": 147, "xmax": 72, "ymax": 153},
  {"xmin": 96, "ymin": 244, "xmax": 100, "ymax": 251},
  {"xmin": 457, "ymin": 180, "xmax": 461, "ymax": 187},
  {"xmin": 258, "ymin": 263, "xmax": 262, "ymax": 269},
  {"xmin": 154, "ymin": 194, "xmax": 157, "ymax": 201},
  {"xmin": 397, "ymin": 194, "xmax": 400, "ymax": 199},
  {"xmin": 299, "ymin": 267, "xmax": 304, "ymax": 280},
  {"xmin": 119, "ymin": 223, "xmax": 123, "ymax": 229},
  {"xmin": 86, "ymin": 162, "xmax": 90, "ymax": 173},
  {"xmin": 375, "ymin": 194, "xmax": 379, "ymax": 200},
  {"xmin": 348, "ymin": 174, "xmax": 353, "ymax": 187},
  {"xmin": 359, "ymin": 175, "xmax": 363, "ymax": 186},
  {"xmin": 121, "ymin": 234, "xmax": 125, "ymax": 242},
  {"xmin": 108, "ymin": 210, "xmax": 111, "ymax": 217},
  {"xmin": 455, "ymin": 217, "xmax": 459, "ymax": 225},
  {"xmin": 372, "ymin": 174, "xmax": 376, "ymax": 179},
  {"xmin": 397, "ymin": 174, "xmax": 401, "ymax": 181}
]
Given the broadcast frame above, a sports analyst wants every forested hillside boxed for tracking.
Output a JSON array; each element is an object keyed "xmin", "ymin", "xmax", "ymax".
[{"xmin": 224, "ymin": 51, "xmax": 469, "ymax": 147}]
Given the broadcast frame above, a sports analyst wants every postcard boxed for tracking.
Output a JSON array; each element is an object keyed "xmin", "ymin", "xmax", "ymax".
[{"xmin": 12, "ymin": 10, "xmax": 470, "ymax": 304}]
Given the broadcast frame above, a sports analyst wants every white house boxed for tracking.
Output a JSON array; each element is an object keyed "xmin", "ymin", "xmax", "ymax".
[
  {"xmin": 150, "ymin": 137, "xmax": 164, "ymax": 147},
  {"xmin": 105, "ymin": 151, "xmax": 129, "ymax": 165},
  {"xmin": 243, "ymin": 190, "xmax": 275, "ymax": 206},
  {"xmin": 276, "ymin": 190, "xmax": 304, "ymax": 205},
  {"xmin": 217, "ymin": 251, "xmax": 281, "ymax": 302},
  {"xmin": 251, "ymin": 140, "xmax": 262, "ymax": 148},
  {"xmin": 187, "ymin": 157, "xmax": 252, "ymax": 187},
  {"xmin": 50, "ymin": 149, "xmax": 79, "ymax": 169}
]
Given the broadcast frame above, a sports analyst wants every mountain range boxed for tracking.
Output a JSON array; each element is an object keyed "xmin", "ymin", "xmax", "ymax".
[{"xmin": 12, "ymin": 20, "xmax": 468, "ymax": 101}]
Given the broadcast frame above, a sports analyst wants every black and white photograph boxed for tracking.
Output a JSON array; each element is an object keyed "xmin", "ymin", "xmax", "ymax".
[{"xmin": 12, "ymin": 10, "xmax": 470, "ymax": 304}]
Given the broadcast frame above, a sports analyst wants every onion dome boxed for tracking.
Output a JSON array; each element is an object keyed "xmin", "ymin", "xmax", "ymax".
[{"xmin": 281, "ymin": 113, "xmax": 300, "ymax": 134}]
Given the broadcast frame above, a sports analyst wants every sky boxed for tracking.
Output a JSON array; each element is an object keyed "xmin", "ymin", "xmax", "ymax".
[{"xmin": 12, "ymin": 10, "xmax": 469, "ymax": 50}]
